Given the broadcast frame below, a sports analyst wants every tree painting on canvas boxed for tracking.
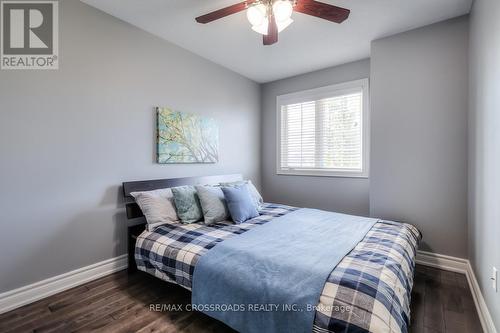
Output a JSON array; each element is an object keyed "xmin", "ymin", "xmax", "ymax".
[{"xmin": 157, "ymin": 107, "xmax": 219, "ymax": 164}]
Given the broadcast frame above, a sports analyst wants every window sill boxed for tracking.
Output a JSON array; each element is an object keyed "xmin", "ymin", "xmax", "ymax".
[{"xmin": 276, "ymin": 170, "xmax": 369, "ymax": 179}]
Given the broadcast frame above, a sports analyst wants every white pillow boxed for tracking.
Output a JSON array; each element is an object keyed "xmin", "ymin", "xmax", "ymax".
[{"xmin": 130, "ymin": 188, "xmax": 179, "ymax": 231}]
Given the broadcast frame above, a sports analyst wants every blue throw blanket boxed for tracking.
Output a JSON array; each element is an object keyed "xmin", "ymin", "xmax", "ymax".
[{"xmin": 191, "ymin": 208, "xmax": 378, "ymax": 333}]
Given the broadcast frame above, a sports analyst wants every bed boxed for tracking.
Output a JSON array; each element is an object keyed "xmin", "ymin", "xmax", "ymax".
[{"xmin": 123, "ymin": 174, "xmax": 421, "ymax": 333}]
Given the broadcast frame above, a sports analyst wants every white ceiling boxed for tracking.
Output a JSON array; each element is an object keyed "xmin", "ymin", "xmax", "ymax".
[{"xmin": 80, "ymin": 0, "xmax": 472, "ymax": 83}]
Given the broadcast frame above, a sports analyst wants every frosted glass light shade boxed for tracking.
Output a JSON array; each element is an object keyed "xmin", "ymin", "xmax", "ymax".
[
  {"xmin": 247, "ymin": 3, "xmax": 267, "ymax": 26},
  {"xmin": 252, "ymin": 21, "xmax": 268, "ymax": 35},
  {"xmin": 273, "ymin": 0, "xmax": 293, "ymax": 22},
  {"xmin": 277, "ymin": 18, "xmax": 293, "ymax": 32}
]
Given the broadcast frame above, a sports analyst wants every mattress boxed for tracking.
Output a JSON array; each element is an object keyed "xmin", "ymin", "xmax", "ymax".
[{"xmin": 135, "ymin": 203, "xmax": 421, "ymax": 333}]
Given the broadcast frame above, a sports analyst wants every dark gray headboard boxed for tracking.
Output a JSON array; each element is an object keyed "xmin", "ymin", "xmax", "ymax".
[{"xmin": 122, "ymin": 174, "xmax": 243, "ymax": 219}]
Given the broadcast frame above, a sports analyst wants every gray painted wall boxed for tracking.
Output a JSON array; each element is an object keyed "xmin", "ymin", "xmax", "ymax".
[
  {"xmin": 469, "ymin": 0, "xmax": 500, "ymax": 327},
  {"xmin": 260, "ymin": 60, "xmax": 371, "ymax": 216},
  {"xmin": 0, "ymin": 0, "xmax": 261, "ymax": 293},
  {"xmin": 370, "ymin": 17, "xmax": 469, "ymax": 258}
]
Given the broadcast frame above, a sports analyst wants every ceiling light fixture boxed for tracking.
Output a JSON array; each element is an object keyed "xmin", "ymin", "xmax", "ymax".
[
  {"xmin": 247, "ymin": 0, "xmax": 294, "ymax": 36},
  {"xmin": 196, "ymin": 0, "xmax": 351, "ymax": 46}
]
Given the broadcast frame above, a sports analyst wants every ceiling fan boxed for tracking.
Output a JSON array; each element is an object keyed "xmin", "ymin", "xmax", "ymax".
[{"xmin": 195, "ymin": 0, "xmax": 350, "ymax": 46}]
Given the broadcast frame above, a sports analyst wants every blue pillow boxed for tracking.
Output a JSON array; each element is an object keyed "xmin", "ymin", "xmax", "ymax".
[{"xmin": 222, "ymin": 184, "xmax": 259, "ymax": 224}]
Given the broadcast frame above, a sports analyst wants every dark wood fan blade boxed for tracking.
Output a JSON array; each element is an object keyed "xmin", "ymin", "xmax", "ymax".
[
  {"xmin": 294, "ymin": 0, "xmax": 350, "ymax": 23},
  {"xmin": 263, "ymin": 13, "xmax": 278, "ymax": 45},
  {"xmin": 196, "ymin": 1, "xmax": 256, "ymax": 24}
]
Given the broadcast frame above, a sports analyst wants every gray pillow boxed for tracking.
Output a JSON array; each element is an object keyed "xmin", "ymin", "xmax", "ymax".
[
  {"xmin": 171, "ymin": 186, "xmax": 203, "ymax": 224},
  {"xmin": 196, "ymin": 185, "xmax": 229, "ymax": 225},
  {"xmin": 219, "ymin": 180, "xmax": 263, "ymax": 208},
  {"xmin": 130, "ymin": 188, "xmax": 180, "ymax": 231}
]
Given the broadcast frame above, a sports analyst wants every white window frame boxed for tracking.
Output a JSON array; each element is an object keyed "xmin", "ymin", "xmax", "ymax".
[{"xmin": 276, "ymin": 78, "xmax": 370, "ymax": 178}]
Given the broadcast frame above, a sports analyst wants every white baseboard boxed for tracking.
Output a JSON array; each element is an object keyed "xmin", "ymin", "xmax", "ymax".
[
  {"xmin": 416, "ymin": 250, "xmax": 469, "ymax": 273},
  {"xmin": 416, "ymin": 250, "xmax": 497, "ymax": 333},
  {"xmin": 0, "ymin": 254, "xmax": 128, "ymax": 315},
  {"xmin": 465, "ymin": 262, "xmax": 498, "ymax": 333}
]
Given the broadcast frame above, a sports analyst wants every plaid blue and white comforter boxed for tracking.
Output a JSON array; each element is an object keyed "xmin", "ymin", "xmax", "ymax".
[{"xmin": 135, "ymin": 203, "xmax": 421, "ymax": 333}]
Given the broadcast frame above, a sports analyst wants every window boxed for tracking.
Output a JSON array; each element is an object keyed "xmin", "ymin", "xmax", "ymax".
[{"xmin": 277, "ymin": 79, "xmax": 369, "ymax": 178}]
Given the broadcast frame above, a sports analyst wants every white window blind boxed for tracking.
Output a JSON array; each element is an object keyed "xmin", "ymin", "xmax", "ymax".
[{"xmin": 277, "ymin": 79, "xmax": 369, "ymax": 177}]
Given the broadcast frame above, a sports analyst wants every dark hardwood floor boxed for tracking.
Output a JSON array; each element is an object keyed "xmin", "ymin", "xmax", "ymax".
[
  {"xmin": 410, "ymin": 265, "xmax": 482, "ymax": 333},
  {"xmin": 0, "ymin": 265, "xmax": 482, "ymax": 333}
]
